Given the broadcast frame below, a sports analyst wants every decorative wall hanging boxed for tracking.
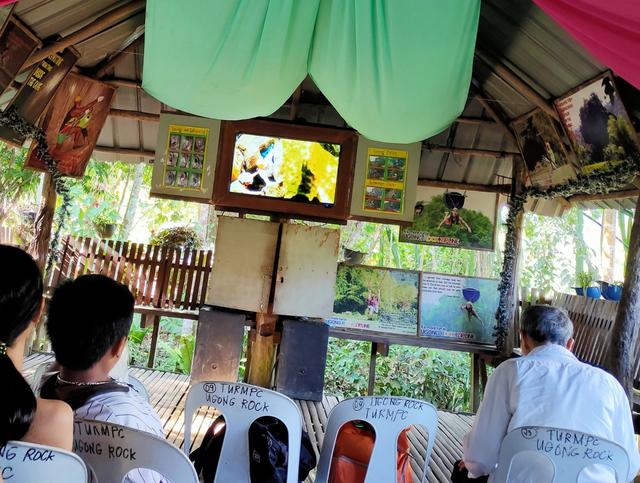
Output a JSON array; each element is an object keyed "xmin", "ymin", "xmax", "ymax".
[
  {"xmin": 0, "ymin": 16, "xmax": 40, "ymax": 97},
  {"xmin": 0, "ymin": 48, "xmax": 78, "ymax": 146},
  {"xmin": 555, "ymin": 72, "xmax": 640, "ymax": 174},
  {"xmin": 327, "ymin": 264, "xmax": 419, "ymax": 336},
  {"xmin": 143, "ymin": 0, "xmax": 480, "ymax": 143},
  {"xmin": 25, "ymin": 73, "xmax": 114, "ymax": 177},
  {"xmin": 150, "ymin": 113, "xmax": 220, "ymax": 202},
  {"xmin": 511, "ymin": 110, "xmax": 577, "ymax": 189},
  {"xmin": 400, "ymin": 187, "xmax": 498, "ymax": 252},
  {"xmin": 420, "ymin": 272, "xmax": 499, "ymax": 345}
]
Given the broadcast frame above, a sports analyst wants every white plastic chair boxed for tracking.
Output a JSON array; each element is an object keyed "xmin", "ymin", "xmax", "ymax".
[
  {"xmin": 0, "ymin": 440, "xmax": 88, "ymax": 482},
  {"xmin": 493, "ymin": 426, "xmax": 630, "ymax": 482},
  {"xmin": 183, "ymin": 381, "xmax": 303, "ymax": 483},
  {"xmin": 73, "ymin": 419, "xmax": 198, "ymax": 483},
  {"xmin": 315, "ymin": 396, "xmax": 438, "ymax": 483}
]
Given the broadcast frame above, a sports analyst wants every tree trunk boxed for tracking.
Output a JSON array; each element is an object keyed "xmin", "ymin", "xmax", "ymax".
[
  {"xmin": 606, "ymin": 200, "xmax": 640, "ymax": 399},
  {"xmin": 119, "ymin": 163, "xmax": 144, "ymax": 240}
]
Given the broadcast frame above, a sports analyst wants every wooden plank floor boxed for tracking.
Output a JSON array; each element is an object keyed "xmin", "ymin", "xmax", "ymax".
[{"xmin": 23, "ymin": 353, "xmax": 473, "ymax": 482}]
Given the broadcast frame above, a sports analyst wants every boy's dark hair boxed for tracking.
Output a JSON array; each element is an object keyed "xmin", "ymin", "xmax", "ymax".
[{"xmin": 47, "ymin": 274, "xmax": 134, "ymax": 370}]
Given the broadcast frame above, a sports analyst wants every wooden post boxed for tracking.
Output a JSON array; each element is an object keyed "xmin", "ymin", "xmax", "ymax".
[
  {"xmin": 501, "ymin": 157, "xmax": 526, "ymax": 356},
  {"xmin": 470, "ymin": 353, "xmax": 482, "ymax": 411},
  {"xmin": 367, "ymin": 342, "xmax": 378, "ymax": 396},
  {"xmin": 29, "ymin": 174, "xmax": 57, "ymax": 352},
  {"xmin": 246, "ymin": 313, "xmax": 277, "ymax": 387},
  {"xmin": 607, "ymin": 200, "xmax": 640, "ymax": 398},
  {"xmin": 147, "ymin": 316, "xmax": 161, "ymax": 368},
  {"xmin": 30, "ymin": 174, "xmax": 57, "ymax": 271}
]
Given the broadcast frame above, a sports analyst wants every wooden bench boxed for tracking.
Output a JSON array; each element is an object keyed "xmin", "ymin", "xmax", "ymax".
[{"xmin": 45, "ymin": 235, "xmax": 213, "ymax": 366}]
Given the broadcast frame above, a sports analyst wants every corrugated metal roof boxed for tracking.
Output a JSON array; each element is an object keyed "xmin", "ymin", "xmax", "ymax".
[{"xmin": 7, "ymin": 0, "xmax": 640, "ymax": 211}]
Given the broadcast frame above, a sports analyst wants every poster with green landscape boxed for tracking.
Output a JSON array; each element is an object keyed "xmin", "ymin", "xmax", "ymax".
[
  {"xmin": 419, "ymin": 272, "xmax": 499, "ymax": 344},
  {"xmin": 327, "ymin": 264, "xmax": 419, "ymax": 335},
  {"xmin": 400, "ymin": 187, "xmax": 497, "ymax": 251}
]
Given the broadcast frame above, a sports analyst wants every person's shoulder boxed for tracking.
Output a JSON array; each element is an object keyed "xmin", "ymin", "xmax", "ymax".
[
  {"xmin": 84, "ymin": 391, "xmax": 164, "ymax": 437},
  {"xmin": 22, "ymin": 398, "xmax": 74, "ymax": 450}
]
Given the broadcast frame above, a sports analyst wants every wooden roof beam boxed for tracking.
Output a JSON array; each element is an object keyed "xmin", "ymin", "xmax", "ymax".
[
  {"xmin": 568, "ymin": 189, "xmax": 640, "ymax": 203},
  {"xmin": 418, "ymin": 178, "xmax": 510, "ymax": 194},
  {"xmin": 424, "ymin": 143, "xmax": 518, "ymax": 158},
  {"xmin": 94, "ymin": 145, "xmax": 154, "ymax": 159},
  {"xmin": 93, "ymin": 34, "xmax": 144, "ymax": 79},
  {"xmin": 25, "ymin": 1, "xmax": 146, "ymax": 68},
  {"xmin": 475, "ymin": 48, "xmax": 560, "ymax": 122},
  {"xmin": 109, "ymin": 108, "xmax": 159, "ymax": 122},
  {"xmin": 456, "ymin": 116, "xmax": 497, "ymax": 127},
  {"xmin": 102, "ymin": 77, "xmax": 141, "ymax": 89},
  {"xmin": 471, "ymin": 80, "xmax": 518, "ymax": 146}
]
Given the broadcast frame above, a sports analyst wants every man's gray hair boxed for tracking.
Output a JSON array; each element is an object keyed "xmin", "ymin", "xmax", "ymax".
[{"xmin": 521, "ymin": 305, "xmax": 573, "ymax": 345}]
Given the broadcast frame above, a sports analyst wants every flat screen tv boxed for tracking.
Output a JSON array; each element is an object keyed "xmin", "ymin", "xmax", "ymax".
[{"xmin": 213, "ymin": 119, "xmax": 357, "ymax": 221}]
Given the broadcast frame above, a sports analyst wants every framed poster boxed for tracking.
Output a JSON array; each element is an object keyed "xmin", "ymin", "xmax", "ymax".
[
  {"xmin": 419, "ymin": 272, "xmax": 499, "ymax": 345},
  {"xmin": 25, "ymin": 73, "xmax": 114, "ymax": 177},
  {"xmin": 0, "ymin": 48, "xmax": 79, "ymax": 145},
  {"xmin": 363, "ymin": 148, "xmax": 408, "ymax": 214},
  {"xmin": 512, "ymin": 110, "xmax": 577, "ymax": 188},
  {"xmin": 555, "ymin": 72, "xmax": 640, "ymax": 174},
  {"xmin": 350, "ymin": 136, "xmax": 421, "ymax": 223},
  {"xmin": 0, "ymin": 16, "xmax": 40, "ymax": 97},
  {"xmin": 399, "ymin": 187, "xmax": 498, "ymax": 251},
  {"xmin": 326, "ymin": 264, "xmax": 419, "ymax": 336},
  {"xmin": 150, "ymin": 113, "xmax": 220, "ymax": 202}
]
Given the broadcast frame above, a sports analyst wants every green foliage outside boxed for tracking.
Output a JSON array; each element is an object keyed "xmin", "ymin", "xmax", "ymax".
[{"xmin": 325, "ymin": 339, "xmax": 471, "ymax": 412}]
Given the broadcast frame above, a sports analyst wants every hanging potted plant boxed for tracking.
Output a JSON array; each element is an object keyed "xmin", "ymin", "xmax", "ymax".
[
  {"xmin": 92, "ymin": 210, "xmax": 119, "ymax": 239},
  {"xmin": 574, "ymin": 271, "xmax": 600, "ymax": 299}
]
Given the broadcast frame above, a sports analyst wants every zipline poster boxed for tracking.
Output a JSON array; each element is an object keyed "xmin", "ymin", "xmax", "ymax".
[
  {"xmin": 363, "ymin": 147, "xmax": 408, "ymax": 214},
  {"xmin": 327, "ymin": 264, "xmax": 419, "ymax": 336},
  {"xmin": 419, "ymin": 272, "xmax": 499, "ymax": 344},
  {"xmin": 399, "ymin": 187, "xmax": 498, "ymax": 251}
]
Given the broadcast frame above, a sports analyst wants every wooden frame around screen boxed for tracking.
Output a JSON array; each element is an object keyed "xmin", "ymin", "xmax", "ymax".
[{"xmin": 212, "ymin": 119, "xmax": 357, "ymax": 221}]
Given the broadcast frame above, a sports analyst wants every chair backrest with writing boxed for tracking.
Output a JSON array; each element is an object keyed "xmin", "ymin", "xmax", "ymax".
[
  {"xmin": 183, "ymin": 381, "xmax": 303, "ymax": 483},
  {"xmin": 493, "ymin": 426, "xmax": 629, "ymax": 482},
  {"xmin": 0, "ymin": 440, "xmax": 88, "ymax": 483},
  {"xmin": 315, "ymin": 395, "xmax": 438, "ymax": 483},
  {"xmin": 73, "ymin": 419, "xmax": 198, "ymax": 483}
]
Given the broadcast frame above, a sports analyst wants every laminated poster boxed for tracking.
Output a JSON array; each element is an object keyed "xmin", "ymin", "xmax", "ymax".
[
  {"xmin": 419, "ymin": 272, "xmax": 499, "ymax": 345},
  {"xmin": 363, "ymin": 147, "xmax": 408, "ymax": 214},
  {"xmin": 327, "ymin": 264, "xmax": 419, "ymax": 336},
  {"xmin": 162, "ymin": 124, "xmax": 208, "ymax": 191}
]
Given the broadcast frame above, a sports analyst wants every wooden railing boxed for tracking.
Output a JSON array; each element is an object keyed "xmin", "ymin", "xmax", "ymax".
[
  {"xmin": 46, "ymin": 235, "xmax": 214, "ymax": 366},
  {"xmin": 0, "ymin": 225, "xmax": 15, "ymax": 245}
]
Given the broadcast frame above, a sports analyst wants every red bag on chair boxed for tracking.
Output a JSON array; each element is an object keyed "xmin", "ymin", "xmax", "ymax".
[{"xmin": 328, "ymin": 421, "xmax": 412, "ymax": 483}]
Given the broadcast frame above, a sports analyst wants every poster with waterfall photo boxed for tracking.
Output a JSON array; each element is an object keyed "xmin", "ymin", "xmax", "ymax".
[
  {"xmin": 419, "ymin": 272, "xmax": 499, "ymax": 345},
  {"xmin": 555, "ymin": 72, "xmax": 640, "ymax": 174}
]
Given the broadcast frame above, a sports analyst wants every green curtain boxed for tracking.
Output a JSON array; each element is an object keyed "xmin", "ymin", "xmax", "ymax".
[
  {"xmin": 143, "ymin": 0, "xmax": 320, "ymax": 120},
  {"xmin": 143, "ymin": 0, "xmax": 480, "ymax": 143},
  {"xmin": 309, "ymin": 0, "xmax": 480, "ymax": 143}
]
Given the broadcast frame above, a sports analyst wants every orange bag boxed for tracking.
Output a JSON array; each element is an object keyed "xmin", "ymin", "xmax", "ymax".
[{"xmin": 328, "ymin": 421, "xmax": 412, "ymax": 483}]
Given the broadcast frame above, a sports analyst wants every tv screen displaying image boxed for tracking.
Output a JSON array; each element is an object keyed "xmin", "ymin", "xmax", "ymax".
[
  {"xmin": 230, "ymin": 133, "xmax": 341, "ymax": 205},
  {"xmin": 213, "ymin": 119, "xmax": 357, "ymax": 221}
]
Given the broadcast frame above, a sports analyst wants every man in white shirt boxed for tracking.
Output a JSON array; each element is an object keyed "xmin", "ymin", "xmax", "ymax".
[
  {"xmin": 42, "ymin": 275, "xmax": 166, "ymax": 483},
  {"xmin": 455, "ymin": 305, "xmax": 640, "ymax": 482}
]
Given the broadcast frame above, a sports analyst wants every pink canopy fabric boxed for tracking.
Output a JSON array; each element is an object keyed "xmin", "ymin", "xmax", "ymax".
[
  {"xmin": 534, "ymin": 0, "xmax": 640, "ymax": 89},
  {"xmin": 0, "ymin": 1, "xmax": 19, "ymax": 5}
]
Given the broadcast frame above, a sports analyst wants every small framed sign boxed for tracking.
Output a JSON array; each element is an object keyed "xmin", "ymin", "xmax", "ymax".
[{"xmin": 150, "ymin": 113, "xmax": 221, "ymax": 202}]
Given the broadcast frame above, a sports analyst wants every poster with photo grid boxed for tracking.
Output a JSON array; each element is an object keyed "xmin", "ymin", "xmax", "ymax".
[
  {"xmin": 162, "ymin": 124, "xmax": 208, "ymax": 190},
  {"xmin": 362, "ymin": 147, "xmax": 408, "ymax": 214}
]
